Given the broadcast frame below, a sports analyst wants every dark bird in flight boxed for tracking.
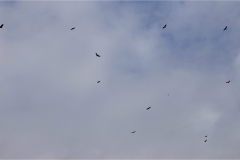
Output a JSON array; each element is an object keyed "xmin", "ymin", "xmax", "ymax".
[
  {"xmin": 146, "ymin": 107, "xmax": 151, "ymax": 110},
  {"xmin": 223, "ymin": 26, "xmax": 227, "ymax": 31},
  {"xmin": 205, "ymin": 135, "xmax": 207, "ymax": 137},
  {"xmin": 96, "ymin": 53, "xmax": 100, "ymax": 57},
  {"xmin": 226, "ymin": 80, "xmax": 230, "ymax": 83},
  {"xmin": 204, "ymin": 140, "xmax": 207, "ymax": 142},
  {"xmin": 163, "ymin": 24, "xmax": 167, "ymax": 29},
  {"xmin": 131, "ymin": 131, "xmax": 136, "ymax": 133},
  {"xmin": 71, "ymin": 27, "xmax": 75, "ymax": 30},
  {"xmin": 97, "ymin": 81, "xmax": 100, "ymax": 83},
  {"xmin": 0, "ymin": 24, "xmax": 3, "ymax": 28}
]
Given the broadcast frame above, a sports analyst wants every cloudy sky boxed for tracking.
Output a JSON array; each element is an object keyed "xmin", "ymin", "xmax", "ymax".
[{"xmin": 1, "ymin": 1, "xmax": 240, "ymax": 159}]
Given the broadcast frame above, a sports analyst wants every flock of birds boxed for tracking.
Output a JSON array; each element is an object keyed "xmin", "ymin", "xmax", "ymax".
[
  {"xmin": 0, "ymin": 23, "xmax": 231, "ymax": 143},
  {"xmin": 205, "ymin": 135, "xmax": 208, "ymax": 142},
  {"xmin": 91, "ymin": 24, "xmax": 230, "ymax": 142}
]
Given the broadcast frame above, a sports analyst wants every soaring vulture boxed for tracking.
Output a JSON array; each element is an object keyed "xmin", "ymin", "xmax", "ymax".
[
  {"xmin": 205, "ymin": 135, "xmax": 207, "ymax": 137},
  {"xmin": 96, "ymin": 53, "xmax": 100, "ymax": 57},
  {"xmin": 204, "ymin": 140, "xmax": 207, "ymax": 142},
  {"xmin": 71, "ymin": 27, "xmax": 75, "ymax": 30},
  {"xmin": 97, "ymin": 81, "xmax": 100, "ymax": 83},
  {"xmin": 146, "ymin": 107, "xmax": 151, "ymax": 110},
  {"xmin": 131, "ymin": 131, "xmax": 136, "ymax": 133},
  {"xmin": 0, "ymin": 24, "xmax": 3, "ymax": 28},
  {"xmin": 226, "ymin": 81, "xmax": 230, "ymax": 83},
  {"xmin": 223, "ymin": 26, "xmax": 227, "ymax": 31},
  {"xmin": 163, "ymin": 24, "xmax": 167, "ymax": 29}
]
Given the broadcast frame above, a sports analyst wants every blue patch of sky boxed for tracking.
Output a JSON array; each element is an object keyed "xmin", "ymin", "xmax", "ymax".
[
  {"xmin": 104, "ymin": 1, "xmax": 172, "ymax": 30},
  {"xmin": 1, "ymin": 1, "xmax": 17, "ymax": 7},
  {"xmin": 105, "ymin": 1, "xmax": 238, "ymax": 72},
  {"xmin": 130, "ymin": 2, "xmax": 173, "ymax": 30},
  {"xmin": 161, "ymin": 27, "xmax": 236, "ymax": 71}
]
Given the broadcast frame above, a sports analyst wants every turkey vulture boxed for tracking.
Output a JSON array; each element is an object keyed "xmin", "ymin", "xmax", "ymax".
[
  {"xmin": 146, "ymin": 107, "xmax": 151, "ymax": 110},
  {"xmin": 97, "ymin": 81, "xmax": 100, "ymax": 83},
  {"xmin": 204, "ymin": 140, "xmax": 207, "ymax": 142},
  {"xmin": 226, "ymin": 81, "xmax": 230, "ymax": 83},
  {"xmin": 96, "ymin": 53, "xmax": 100, "ymax": 57},
  {"xmin": 0, "ymin": 24, "xmax": 3, "ymax": 28},
  {"xmin": 71, "ymin": 27, "xmax": 75, "ymax": 30},
  {"xmin": 131, "ymin": 131, "xmax": 136, "ymax": 133},
  {"xmin": 223, "ymin": 26, "xmax": 227, "ymax": 31},
  {"xmin": 163, "ymin": 24, "xmax": 167, "ymax": 29}
]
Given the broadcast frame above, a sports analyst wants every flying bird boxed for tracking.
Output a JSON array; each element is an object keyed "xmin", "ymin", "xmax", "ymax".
[
  {"xmin": 204, "ymin": 140, "xmax": 207, "ymax": 142},
  {"xmin": 0, "ymin": 24, "xmax": 3, "ymax": 28},
  {"xmin": 131, "ymin": 131, "xmax": 136, "ymax": 133},
  {"xmin": 97, "ymin": 81, "xmax": 100, "ymax": 83},
  {"xmin": 223, "ymin": 26, "xmax": 227, "ymax": 31},
  {"xmin": 205, "ymin": 135, "xmax": 207, "ymax": 137},
  {"xmin": 163, "ymin": 24, "xmax": 167, "ymax": 29},
  {"xmin": 226, "ymin": 80, "xmax": 230, "ymax": 83},
  {"xmin": 96, "ymin": 53, "xmax": 100, "ymax": 57},
  {"xmin": 146, "ymin": 107, "xmax": 151, "ymax": 110},
  {"xmin": 71, "ymin": 27, "xmax": 75, "ymax": 30}
]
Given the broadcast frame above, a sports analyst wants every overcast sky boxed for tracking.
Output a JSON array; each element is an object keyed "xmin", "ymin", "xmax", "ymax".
[{"xmin": 1, "ymin": 1, "xmax": 240, "ymax": 159}]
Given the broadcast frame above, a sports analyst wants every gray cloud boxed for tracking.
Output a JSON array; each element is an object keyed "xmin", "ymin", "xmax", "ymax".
[{"xmin": 0, "ymin": 1, "xmax": 240, "ymax": 159}]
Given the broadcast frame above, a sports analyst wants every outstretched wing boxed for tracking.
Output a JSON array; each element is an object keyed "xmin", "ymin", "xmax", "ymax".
[{"xmin": 96, "ymin": 53, "xmax": 100, "ymax": 57}]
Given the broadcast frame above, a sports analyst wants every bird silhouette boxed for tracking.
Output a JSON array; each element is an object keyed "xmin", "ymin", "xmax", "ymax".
[
  {"xmin": 96, "ymin": 53, "xmax": 100, "ymax": 57},
  {"xmin": 97, "ymin": 81, "xmax": 100, "ymax": 83},
  {"xmin": 204, "ymin": 140, "xmax": 207, "ymax": 142},
  {"xmin": 146, "ymin": 107, "xmax": 151, "ymax": 110},
  {"xmin": 163, "ymin": 24, "xmax": 167, "ymax": 29},
  {"xmin": 0, "ymin": 24, "xmax": 3, "ymax": 28},
  {"xmin": 131, "ymin": 131, "xmax": 136, "ymax": 133},
  {"xmin": 223, "ymin": 26, "xmax": 227, "ymax": 31},
  {"xmin": 205, "ymin": 135, "xmax": 207, "ymax": 137},
  {"xmin": 226, "ymin": 81, "xmax": 230, "ymax": 83},
  {"xmin": 71, "ymin": 27, "xmax": 75, "ymax": 30}
]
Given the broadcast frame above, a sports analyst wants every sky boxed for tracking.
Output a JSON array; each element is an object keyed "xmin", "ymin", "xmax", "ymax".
[{"xmin": 1, "ymin": 1, "xmax": 240, "ymax": 159}]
